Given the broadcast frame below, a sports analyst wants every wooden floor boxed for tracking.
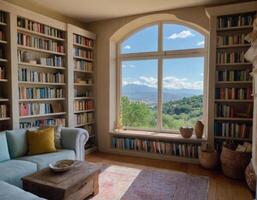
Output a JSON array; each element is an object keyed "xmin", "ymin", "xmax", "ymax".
[{"xmin": 87, "ymin": 152, "xmax": 253, "ymax": 200}]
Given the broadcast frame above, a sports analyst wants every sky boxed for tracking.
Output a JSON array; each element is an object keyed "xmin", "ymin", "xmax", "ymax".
[{"xmin": 121, "ymin": 24, "xmax": 205, "ymax": 91}]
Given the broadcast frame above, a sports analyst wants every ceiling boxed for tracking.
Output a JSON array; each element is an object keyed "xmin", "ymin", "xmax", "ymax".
[{"xmin": 4, "ymin": 0, "xmax": 248, "ymax": 23}]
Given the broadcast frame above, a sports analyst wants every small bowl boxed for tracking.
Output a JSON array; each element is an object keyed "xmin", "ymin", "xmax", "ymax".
[
  {"xmin": 49, "ymin": 160, "xmax": 79, "ymax": 173},
  {"xmin": 180, "ymin": 127, "xmax": 193, "ymax": 138}
]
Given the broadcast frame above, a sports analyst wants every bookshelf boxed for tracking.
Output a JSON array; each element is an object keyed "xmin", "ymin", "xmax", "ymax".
[
  {"xmin": 0, "ymin": 10, "xmax": 11, "ymax": 131},
  {"xmin": 206, "ymin": 3, "xmax": 257, "ymax": 153}
]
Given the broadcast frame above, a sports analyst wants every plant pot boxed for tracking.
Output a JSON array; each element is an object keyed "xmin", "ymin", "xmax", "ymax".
[
  {"xmin": 199, "ymin": 150, "xmax": 218, "ymax": 169},
  {"xmin": 180, "ymin": 127, "xmax": 193, "ymax": 138},
  {"xmin": 195, "ymin": 121, "xmax": 204, "ymax": 139}
]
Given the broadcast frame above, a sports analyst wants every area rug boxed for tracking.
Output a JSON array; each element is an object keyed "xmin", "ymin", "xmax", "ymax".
[{"xmin": 91, "ymin": 165, "xmax": 209, "ymax": 200}]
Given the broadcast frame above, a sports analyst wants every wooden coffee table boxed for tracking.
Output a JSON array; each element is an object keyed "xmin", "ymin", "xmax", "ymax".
[{"xmin": 22, "ymin": 161, "xmax": 101, "ymax": 200}]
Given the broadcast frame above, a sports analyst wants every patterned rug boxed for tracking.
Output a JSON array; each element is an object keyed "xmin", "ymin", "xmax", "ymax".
[{"xmin": 91, "ymin": 165, "xmax": 209, "ymax": 200}]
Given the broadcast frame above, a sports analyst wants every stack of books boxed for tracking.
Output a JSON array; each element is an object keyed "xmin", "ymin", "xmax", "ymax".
[
  {"xmin": 216, "ymin": 69, "xmax": 251, "ymax": 81},
  {"xmin": 217, "ymin": 13, "xmax": 254, "ymax": 28},
  {"xmin": 20, "ymin": 118, "xmax": 66, "ymax": 128},
  {"xmin": 73, "ymin": 34, "xmax": 93, "ymax": 48},
  {"xmin": 216, "ymin": 51, "xmax": 246, "ymax": 64},
  {"xmin": 74, "ymin": 112, "xmax": 93, "ymax": 125},
  {"xmin": 0, "ymin": 104, "xmax": 7, "ymax": 118},
  {"xmin": 74, "ymin": 60, "xmax": 93, "ymax": 71},
  {"xmin": 74, "ymin": 100, "xmax": 94, "ymax": 111},
  {"xmin": 74, "ymin": 48, "xmax": 92, "ymax": 59},
  {"xmin": 217, "ymin": 33, "xmax": 248, "ymax": 46},
  {"xmin": 215, "ymin": 87, "xmax": 252, "ymax": 100},
  {"xmin": 19, "ymin": 87, "xmax": 64, "ymax": 99}
]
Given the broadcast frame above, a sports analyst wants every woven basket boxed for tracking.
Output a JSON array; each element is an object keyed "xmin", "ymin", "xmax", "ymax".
[
  {"xmin": 199, "ymin": 150, "xmax": 219, "ymax": 169},
  {"xmin": 220, "ymin": 146, "xmax": 251, "ymax": 179}
]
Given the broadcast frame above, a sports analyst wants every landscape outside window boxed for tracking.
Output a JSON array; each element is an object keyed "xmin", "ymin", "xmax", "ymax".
[{"xmin": 120, "ymin": 23, "xmax": 206, "ymax": 132}]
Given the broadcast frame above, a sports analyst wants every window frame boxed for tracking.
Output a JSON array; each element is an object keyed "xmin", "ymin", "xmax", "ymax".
[{"xmin": 116, "ymin": 21, "xmax": 208, "ymax": 134}]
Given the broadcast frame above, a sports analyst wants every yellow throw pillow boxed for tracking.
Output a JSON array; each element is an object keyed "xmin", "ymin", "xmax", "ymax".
[{"xmin": 27, "ymin": 127, "xmax": 56, "ymax": 155}]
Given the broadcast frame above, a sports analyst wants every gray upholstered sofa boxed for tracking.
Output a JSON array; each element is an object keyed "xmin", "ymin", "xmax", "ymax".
[{"xmin": 0, "ymin": 128, "xmax": 89, "ymax": 200}]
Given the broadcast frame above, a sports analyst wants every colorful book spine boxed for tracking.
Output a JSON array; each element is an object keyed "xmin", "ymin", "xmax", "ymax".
[
  {"xmin": 19, "ymin": 87, "xmax": 64, "ymax": 99},
  {"xmin": 74, "ymin": 100, "xmax": 94, "ymax": 111},
  {"xmin": 74, "ymin": 47, "xmax": 92, "ymax": 59},
  {"xmin": 74, "ymin": 60, "xmax": 93, "ymax": 72},
  {"xmin": 74, "ymin": 112, "xmax": 94, "ymax": 125},
  {"xmin": 0, "ymin": 104, "xmax": 7, "ymax": 118},
  {"xmin": 19, "ymin": 118, "xmax": 66, "ymax": 128},
  {"xmin": 217, "ymin": 13, "xmax": 254, "ymax": 29},
  {"xmin": 216, "ymin": 69, "xmax": 251, "ymax": 81},
  {"xmin": 215, "ymin": 87, "xmax": 252, "ymax": 100},
  {"xmin": 73, "ymin": 34, "xmax": 93, "ymax": 48},
  {"xmin": 0, "ymin": 66, "xmax": 6, "ymax": 79},
  {"xmin": 216, "ymin": 51, "xmax": 246, "ymax": 64},
  {"xmin": 217, "ymin": 33, "xmax": 248, "ymax": 46},
  {"xmin": 74, "ymin": 89, "xmax": 93, "ymax": 98}
]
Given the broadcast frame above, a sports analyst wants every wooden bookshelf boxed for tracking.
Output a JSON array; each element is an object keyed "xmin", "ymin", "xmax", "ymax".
[
  {"xmin": 0, "ymin": 10, "xmax": 11, "ymax": 131},
  {"xmin": 206, "ymin": 6, "xmax": 256, "ymax": 152}
]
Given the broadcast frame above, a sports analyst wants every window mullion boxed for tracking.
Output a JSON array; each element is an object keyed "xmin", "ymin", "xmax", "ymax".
[{"xmin": 157, "ymin": 58, "xmax": 163, "ymax": 132}]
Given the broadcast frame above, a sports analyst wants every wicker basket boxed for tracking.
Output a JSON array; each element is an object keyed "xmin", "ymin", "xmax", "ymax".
[
  {"xmin": 220, "ymin": 146, "xmax": 251, "ymax": 179},
  {"xmin": 179, "ymin": 127, "xmax": 193, "ymax": 138},
  {"xmin": 199, "ymin": 150, "xmax": 219, "ymax": 169}
]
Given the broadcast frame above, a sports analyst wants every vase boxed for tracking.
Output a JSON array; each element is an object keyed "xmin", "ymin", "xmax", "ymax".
[{"xmin": 195, "ymin": 120, "xmax": 204, "ymax": 139}]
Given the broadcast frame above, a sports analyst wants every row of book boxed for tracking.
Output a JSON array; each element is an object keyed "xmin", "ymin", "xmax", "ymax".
[
  {"xmin": 74, "ymin": 100, "xmax": 94, "ymax": 111},
  {"xmin": 73, "ymin": 34, "xmax": 93, "ymax": 48},
  {"xmin": 0, "ymin": 11, "xmax": 6, "ymax": 24},
  {"xmin": 19, "ymin": 102, "xmax": 63, "ymax": 116},
  {"xmin": 216, "ymin": 69, "xmax": 251, "ymax": 82},
  {"xmin": 17, "ymin": 51, "xmax": 64, "ymax": 67},
  {"xmin": 0, "ymin": 31, "xmax": 5, "ymax": 41},
  {"xmin": 112, "ymin": 137, "xmax": 200, "ymax": 158},
  {"xmin": 17, "ymin": 33, "xmax": 65, "ymax": 53},
  {"xmin": 216, "ymin": 51, "xmax": 246, "ymax": 64},
  {"xmin": 74, "ymin": 60, "xmax": 93, "ymax": 72},
  {"xmin": 18, "ymin": 68, "xmax": 65, "ymax": 83},
  {"xmin": 0, "ymin": 66, "xmax": 6, "ymax": 79},
  {"xmin": 19, "ymin": 118, "xmax": 66, "ymax": 129},
  {"xmin": 217, "ymin": 13, "xmax": 255, "ymax": 29},
  {"xmin": 17, "ymin": 17, "xmax": 64, "ymax": 39},
  {"xmin": 0, "ymin": 104, "xmax": 7, "ymax": 118},
  {"xmin": 214, "ymin": 122, "xmax": 252, "ymax": 139},
  {"xmin": 217, "ymin": 34, "xmax": 248, "ymax": 46},
  {"xmin": 215, "ymin": 87, "xmax": 252, "ymax": 100},
  {"xmin": 19, "ymin": 87, "xmax": 64, "ymax": 99},
  {"xmin": 74, "ymin": 89, "xmax": 93, "ymax": 98},
  {"xmin": 215, "ymin": 104, "xmax": 234, "ymax": 118},
  {"xmin": 74, "ymin": 78, "xmax": 93, "ymax": 85},
  {"xmin": 74, "ymin": 48, "xmax": 93, "ymax": 60},
  {"xmin": 74, "ymin": 112, "xmax": 94, "ymax": 125}
]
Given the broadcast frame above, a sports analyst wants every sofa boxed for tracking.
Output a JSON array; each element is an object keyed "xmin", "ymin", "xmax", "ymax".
[{"xmin": 0, "ymin": 127, "xmax": 89, "ymax": 200}]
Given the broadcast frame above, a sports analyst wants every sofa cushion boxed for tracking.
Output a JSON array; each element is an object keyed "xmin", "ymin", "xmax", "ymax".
[
  {"xmin": 6, "ymin": 129, "xmax": 27, "ymax": 158},
  {"xmin": 0, "ymin": 160, "xmax": 37, "ymax": 187},
  {"xmin": 0, "ymin": 181, "xmax": 45, "ymax": 200},
  {"xmin": 0, "ymin": 132, "xmax": 10, "ymax": 162},
  {"xmin": 17, "ymin": 149, "xmax": 75, "ymax": 170}
]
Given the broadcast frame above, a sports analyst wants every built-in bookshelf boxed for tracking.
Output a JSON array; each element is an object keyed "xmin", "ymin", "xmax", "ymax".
[
  {"xmin": 0, "ymin": 10, "xmax": 10, "ymax": 131},
  {"xmin": 72, "ymin": 31, "xmax": 96, "ymax": 153},
  {"xmin": 16, "ymin": 16, "xmax": 67, "ymax": 129},
  {"xmin": 214, "ymin": 11, "xmax": 256, "ymax": 151}
]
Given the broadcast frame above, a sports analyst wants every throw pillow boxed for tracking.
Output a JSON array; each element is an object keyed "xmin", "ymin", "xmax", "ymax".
[
  {"xmin": 0, "ymin": 132, "xmax": 10, "ymax": 162},
  {"xmin": 27, "ymin": 127, "xmax": 56, "ymax": 155},
  {"xmin": 6, "ymin": 129, "xmax": 27, "ymax": 158}
]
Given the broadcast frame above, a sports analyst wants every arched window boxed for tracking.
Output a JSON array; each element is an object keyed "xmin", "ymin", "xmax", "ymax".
[{"xmin": 117, "ymin": 22, "xmax": 208, "ymax": 132}]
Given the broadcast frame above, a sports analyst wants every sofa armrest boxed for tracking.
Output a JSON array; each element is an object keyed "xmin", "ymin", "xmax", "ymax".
[{"xmin": 60, "ymin": 128, "xmax": 89, "ymax": 161}]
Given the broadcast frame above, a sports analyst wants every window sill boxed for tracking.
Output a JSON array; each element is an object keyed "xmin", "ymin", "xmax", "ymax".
[{"xmin": 110, "ymin": 129, "xmax": 206, "ymax": 143}]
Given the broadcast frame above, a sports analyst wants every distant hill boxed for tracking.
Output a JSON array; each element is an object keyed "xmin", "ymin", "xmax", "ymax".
[{"xmin": 122, "ymin": 84, "xmax": 203, "ymax": 103}]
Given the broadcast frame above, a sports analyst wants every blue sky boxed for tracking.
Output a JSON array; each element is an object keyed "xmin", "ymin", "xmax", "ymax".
[{"xmin": 121, "ymin": 24, "xmax": 204, "ymax": 91}]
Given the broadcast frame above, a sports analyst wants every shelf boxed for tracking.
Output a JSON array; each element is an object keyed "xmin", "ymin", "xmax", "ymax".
[
  {"xmin": 216, "ymin": 63, "xmax": 252, "ymax": 66},
  {"xmin": 0, "ymin": 58, "xmax": 7, "ymax": 62},
  {"xmin": 0, "ymin": 40, "xmax": 7, "ymax": 44},
  {"xmin": 18, "ymin": 62, "xmax": 66, "ymax": 70},
  {"xmin": 0, "ymin": 22, "xmax": 7, "ymax": 26},
  {"xmin": 73, "ymin": 56, "xmax": 93, "ymax": 62},
  {"xmin": 0, "ymin": 117, "xmax": 10, "ymax": 121},
  {"xmin": 74, "ymin": 69, "xmax": 93, "ymax": 73},
  {"xmin": 17, "ymin": 27, "xmax": 65, "ymax": 42},
  {"xmin": 73, "ymin": 43, "xmax": 93, "ymax": 50},
  {"xmin": 216, "ymin": 44, "xmax": 251, "ymax": 49},
  {"xmin": 18, "ymin": 81, "xmax": 66, "ymax": 86},
  {"xmin": 214, "ymin": 136, "xmax": 252, "ymax": 142},
  {"xmin": 74, "ymin": 83, "xmax": 93, "ymax": 86},
  {"xmin": 110, "ymin": 130, "xmax": 206, "ymax": 143},
  {"xmin": 0, "ymin": 98, "xmax": 9, "ymax": 102},
  {"xmin": 18, "ymin": 45, "xmax": 66, "ymax": 56},
  {"xmin": 0, "ymin": 79, "xmax": 8, "ymax": 82},
  {"xmin": 19, "ymin": 112, "xmax": 66, "ymax": 119},
  {"xmin": 74, "ymin": 97, "xmax": 94, "ymax": 100},
  {"xmin": 74, "ymin": 109, "xmax": 95, "ymax": 114},
  {"xmin": 217, "ymin": 25, "xmax": 253, "ymax": 31},
  {"xmin": 214, "ymin": 117, "xmax": 253, "ymax": 121},
  {"xmin": 19, "ymin": 98, "xmax": 65, "ymax": 102},
  {"xmin": 216, "ymin": 81, "xmax": 252, "ymax": 85},
  {"xmin": 74, "ymin": 122, "xmax": 95, "ymax": 127},
  {"xmin": 215, "ymin": 99, "xmax": 253, "ymax": 103}
]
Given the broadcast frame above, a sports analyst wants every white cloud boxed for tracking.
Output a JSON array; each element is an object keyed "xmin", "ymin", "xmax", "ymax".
[
  {"xmin": 123, "ymin": 75, "xmax": 203, "ymax": 90},
  {"xmin": 200, "ymin": 73, "xmax": 204, "ymax": 77},
  {"xmin": 122, "ymin": 64, "xmax": 135, "ymax": 68},
  {"xmin": 168, "ymin": 30, "xmax": 194, "ymax": 39},
  {"xmin": 123, "ymin": 45, "xmax": 131, "ymax": 49},
  {"xmin": 197, "ymin": 40, "xmax": 205, "ymax": 46}
]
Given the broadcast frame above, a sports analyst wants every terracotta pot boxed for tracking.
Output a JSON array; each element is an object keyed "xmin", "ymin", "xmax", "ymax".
[
  {"xmin": 195, "ymin": 120, "xmax": 204, "ymax": 139},
  {"xmin": 180, "ymin": 127, "xmax": 193, "ymax": 138},
  {"xmin": 199, "ymin": 150, "xmax": 218, "ymax": 169},
  {"xmin": 245, "ymin": 160, "xmax": 256, "ymax": 192}
]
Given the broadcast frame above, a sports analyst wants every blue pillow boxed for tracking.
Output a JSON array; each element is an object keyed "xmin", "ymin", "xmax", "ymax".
[
  {"xmin": 0, "ymin": 132, "xmax": 10, "ymax": 162},
  {"xmin": 6, "ymin": 129, "xmax": 27, "ymax": 158}
]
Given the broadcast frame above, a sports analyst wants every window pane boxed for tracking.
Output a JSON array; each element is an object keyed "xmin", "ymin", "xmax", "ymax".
[
  {"xmin": 163, "ymin": 24, "xmax": 205, "ymax": 51},
  {"xmin": 162, "ymin": 57, "xmax": 204, "ymax": 131},
  {"xmin": 121, "ymin": 25, "xmax": 158, "ymax": 54},
  {"xmin": 121, "ymin": 60, "xmax": 158, "ymax": 128}
]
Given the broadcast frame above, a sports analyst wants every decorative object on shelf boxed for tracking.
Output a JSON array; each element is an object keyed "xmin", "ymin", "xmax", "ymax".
[
  {"xmin": 22, "ymin": 51, "xmax": 31, "ymax": 62},
  {"xmin": 195, "ymin": 120, "xmax": 204, "ymax": 139},
  {"xmin": 245, "ymin": 160, "xmax": 256, "ymax": 192},
  {"xmin": 180, "ymin": 127, "xmax": 193, "ymax": 138},
  {"xmin": 220, "ymin": 144, "xmax": 251, "ymax": 179}
]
